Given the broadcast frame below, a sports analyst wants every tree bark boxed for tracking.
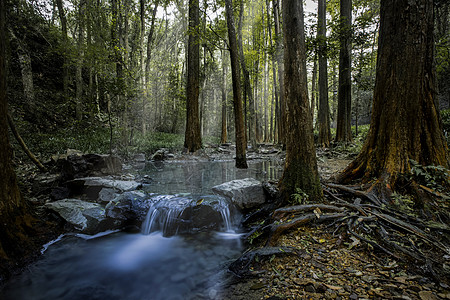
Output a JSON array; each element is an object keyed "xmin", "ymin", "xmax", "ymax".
[
  {"xmin": 337, "ymin": 0, "xmax": 449, "ymax": 190},
  {"xmin": 273, "ymin": 0, "xmax": 285, "ymax": 147},
  {"xmin": 55, "ymin": 0, "xmax": 68, "ymax": 96},
  {"xmin": 279, "ymin": 0, "xmax": 322, "ymax": 202},
  {"xmin": 335, "ymin": 0, "xmax": 352, "ymax": 143},
  {"xmin": 76, "ymin": 0, "xmax": 85, "ymax": 121},
  {"xmin": 317, "ymin": 0, "xmax": 331, "ymax": 147},
  {"xmin": 225, "ymin": 0, "xmax": 248, "ymax": 168},
  {"xmin": 0, "ymin": 0, "xmax": 36, "ymax": 278},
  {"xmin": 237, "ymin": 0, "xmax": 256, "ymax": 150},
  {"xmin": 184, "ymin": 0, "xmax": 202, "ymax": 152},
  {"xmin": 220, "ymin": 47, "xmax": 228, "ymax": 144}
]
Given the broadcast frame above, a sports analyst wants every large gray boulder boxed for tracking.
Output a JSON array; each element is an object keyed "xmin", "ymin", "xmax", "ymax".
[
  {"xmin": 45, "ymin": 199, "xmax": 118, "ymax": 234},
  {"xmin": 105, "ymin": 190, "xmax": 152, "ymax": 221},
  {"xmin": 212, "ymin": 178, "xmax": 266, "ymax": 210},
  {"xmin": 67, "ymin": 177, "xmax": 142, "ymax": 201}
]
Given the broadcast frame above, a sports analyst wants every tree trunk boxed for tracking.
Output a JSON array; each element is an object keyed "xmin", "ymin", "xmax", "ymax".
[
  {"xmin": 311, "ymin": 56, "xmax": 317, "ymax": 123},
  {"xmin": 279, "ymin": 0, "xmax": 322, "ymax": 202},
  {"xmin": 337, "ymin": 0, "xmax": 449, "ymax": 190},
  {"xmin": 184, "ymin": 0, "xmax": 202, "ymax": 152},
  {"xmin": 139, "ymin": 0, "xmax": 146, "ymax": 134},
  {"xmin": 220, "ymin": 47, "xmax": 228, "ymax": 144},
  {"xmin": 225, "ymin": 0, "xmax": 248, "ymax": 168},
  {"xmin": 317, "ymin": 0, "xmax": 331, "ymax": 147},
  {"xmin": 0, "ymin": 0, "xmax": 36, "ymax": 278},
  {"xmin": 55, "ymin": 0, "xmax": 68, "ymax": 96},
  {"xmin": 265, "ymin": 0, "xmax": 278, "ymax": 143},
  {"xmin": 273, "ymin": 0, "xmax": 285, "ymax": 147},
  {"xmin": 335, "ymin": 0, "xmax": 352, "ymax": 143},
  {"xmin": 76, "ymin": 0, "xmax": 85, "ymax": 121}
]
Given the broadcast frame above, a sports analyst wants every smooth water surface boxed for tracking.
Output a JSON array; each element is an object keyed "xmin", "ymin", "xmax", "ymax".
[{"xmin": 0, "ymin": 159, "xmax": 282, "ymax": 300}]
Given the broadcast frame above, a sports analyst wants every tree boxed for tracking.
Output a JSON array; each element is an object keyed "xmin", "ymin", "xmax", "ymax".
[
  {"xmin": 337, "ymin": 0, "xmax": 449, "ymax": 193},
  {"xmin": 184, "ymin": 0, "xmax": 202, "ymax": 152},
  {"xmin": 335, "ymin": 0, "xmax": 352, "ymax": 143},
  {"xmin": 220, "ymin": 47, "xmax": 228, "ymax": 144},
  {"xmin": 224, "ymin": 0, "xmax": 247, "ymax": 168},
  {"xmin": 317, "ymin": 0, "xmax": 331, "ymax": 147},
  {"xmin": 0, "ymin": 0, "xmax": 36, "ymax": 277},
  {"xmin": 279, "ymin": 0, "xmax": 322, "ymax": 202}
]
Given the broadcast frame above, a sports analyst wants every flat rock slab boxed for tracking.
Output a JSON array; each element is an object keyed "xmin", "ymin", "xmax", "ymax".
[
  {"xmin": 67, "ymin": 177, "xmax": 143, "ymax": 200},
  {"xmin": 45, "ymin": 199, "xmax": 113, "ymax": 233},
  {"xmin": 212, "ymin": 178, "xmax": 266, "ymax": 210}
]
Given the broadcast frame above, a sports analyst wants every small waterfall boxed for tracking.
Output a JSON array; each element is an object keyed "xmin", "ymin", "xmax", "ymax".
[{"xmin": 141, "ymin": 194, "xmax": 238, "ymax": 236}]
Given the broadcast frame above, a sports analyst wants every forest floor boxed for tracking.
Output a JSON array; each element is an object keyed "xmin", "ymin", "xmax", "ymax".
[{"xmin": 9, "ymin": 144, "xmax": 450, "ymax": 299}]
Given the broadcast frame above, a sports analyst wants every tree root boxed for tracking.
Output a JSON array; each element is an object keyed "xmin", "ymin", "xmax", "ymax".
[{"xmin": 260, "ymin": 185, "xmax": 450, "ymax": 285}]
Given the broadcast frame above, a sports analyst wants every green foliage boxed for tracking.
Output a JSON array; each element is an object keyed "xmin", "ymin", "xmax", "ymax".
[
  {"xmin": 289, "ymin": 188, "xmax": 309, "ymax": 205},
  {"xmin": 391, "ymin": 192, "xmax": 415, "ymax": 214},
  {"xmin": 409, "ymin": 160, "xmax": 450, "ymax": 192},
  {"xmin": 131, "ymin": 132, "xmax": 185, "ymax": 155}
]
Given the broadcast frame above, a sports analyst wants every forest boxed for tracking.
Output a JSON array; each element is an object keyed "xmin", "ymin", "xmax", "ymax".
[{"xmin": 0, "ymin": 0, "xmax": 449, "ymax": 298}]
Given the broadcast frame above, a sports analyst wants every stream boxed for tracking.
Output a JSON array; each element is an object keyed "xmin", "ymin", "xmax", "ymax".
[{"xmin": 1, "ymin": 159, "xmax": 283, "ymax": 300}]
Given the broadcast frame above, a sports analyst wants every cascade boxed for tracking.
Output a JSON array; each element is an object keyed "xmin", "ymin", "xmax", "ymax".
[{"xmin": 141, "ymin": 194, "xmax": 238, "ymax": 236}]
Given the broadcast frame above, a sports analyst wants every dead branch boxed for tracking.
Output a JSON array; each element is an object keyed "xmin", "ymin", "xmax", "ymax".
[
  {"xmin": 272, "ymin": 204, "xmax": 346, "ymax": 220},
  {"xmin": 7, "ymin": 113, "xmax": 48, "ymax": 172},
  {"xmin": 326, "ymin": 183, "xmax": 381, "ymax": 205}
]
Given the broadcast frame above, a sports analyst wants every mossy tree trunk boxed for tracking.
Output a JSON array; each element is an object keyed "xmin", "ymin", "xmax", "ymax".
[
  {"xmin": 279, "ymin": 0, "xmax": 322, "ymax": 203},
  {"xmin": 0, "ymin": 0, "xmax": 36, "ymax": 277},
  {"xmin": 337, "ymin": 0, "xmax": 449, "ymax": 190},
  {"xmin": 184, "ymin": 0, "xmax": 202, "ymax": 152},
  {"xmin": 225, "ymin": 0, "xmax": 248, "ymax": 169}
]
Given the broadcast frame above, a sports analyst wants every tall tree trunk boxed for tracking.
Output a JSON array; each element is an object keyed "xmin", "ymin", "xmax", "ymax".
[
  {"xmin": 55, "ymin": 0, "xmax": 68, "ymax": 96},
  {"xmin": 311, "ymin": 54, "xmax": 317, "ymax": 126},
  {"xmin": 279, "ymin": 0, "xmax": 322, "ymax": 202},
  {"xmin": 221, "ymin": 47, "xmax": 228, "ymax": 144},
  {"xmin": 317, "ymin": 0, "xmax": 331, "ymax": 147},
  {"xmin": 0, "ymin": 0, "xmax": 36, "ymax": 278},
  {"xmin": 76, "ymin": 0, "xmax": 85, "ymax": 121},
  {"xmin": 225, "ymin": 0, "xmax": 248, "ymax": 168},
  {"xmin": 265, "ymin": 0, "xmax": 278, "ymax": 143},
  {"xmin": 337, "ymin": 0, "xmax": 449, "ymax": 192},
  {"xmin": 273, "ymin": 0, "xmax": 285, "ymax": 147},
  {"xmin": 184, "ymin": 0, "xmax": 202, "ymax": 152},
  {"xmin": 335, "ymin": 0, "xmax": 352, "ymax": 142},
  {"xmin": 139, "ymin": 0, "xmax": 146, "ymax": 134}
]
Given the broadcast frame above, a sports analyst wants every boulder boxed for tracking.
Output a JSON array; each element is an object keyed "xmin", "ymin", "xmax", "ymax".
[
  {"xmin": 57, "ymin": 153, "xmax": 122, "ymax": 182},
  {"xmin": 151, "ymin": 149, "xmax": 166, "ymax": 161},
  {"xmin": 105, "ymin": 190, "xmax": 151, "ymax": 221},
  {"xmin": 45, "ymin": 199, "xmax": 117, "ymax": 234},
  {"xmin": 67, "ymin": 177, "xmax": 142, "ymax": 200},
  {"xmin": 212, "ymin": 178, "xmax": 266, "ymax": 210}
]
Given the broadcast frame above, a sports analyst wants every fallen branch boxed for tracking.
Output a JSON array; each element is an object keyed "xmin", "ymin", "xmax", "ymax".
[
  {"xmin": 326, "ymin": 183, "xmax": 381, "ymax": 206},
  {"xmin": 272, "ymin": 204, "xmax": 346, "ymax": 220},
  {"xmin": 7, "ymin": 113, "xmax": 48, "ymax": 172}
]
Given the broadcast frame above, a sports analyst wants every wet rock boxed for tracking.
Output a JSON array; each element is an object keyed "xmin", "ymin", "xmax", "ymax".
[
  {"xmin": 98, "ymin": 188, "xmax": 117, "ymax": 203},
  {"xmin": 151, "ymin": 149, "xmax": 167, "ymax": 161},
  {"xmin": 57, "ymin": 153, "xmax": 122, "ymax": 181},
  {"xmin": 50, "ymin": 186, "xmax": 70, "ymax": 201},
  {"xmin": 105, "ymin": 190, "xmax": 151, "ymax": 221},
  {"xmin": 212, "ymin": 178, "xmax": 266, "ymax": 210},
  {"xmin": 67, "ymin": 177, "xmax": 142, "ymax": 200},
  {"xmin": 45, "ymin": 199, "xmax": 114, "ymax": 234},
  {"xmin": 133, "ymin": 153, "xmax": 146, "ymax": 163}
]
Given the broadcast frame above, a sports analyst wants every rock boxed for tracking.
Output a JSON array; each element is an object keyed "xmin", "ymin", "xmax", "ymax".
[
  {"xmin": 45, "ymin": 199, "xmax": 114, "ymax": 234},
  {"xmin": 151, "ymin": 149, "xmax": 167, "ymax": 161},
  {"xmin": 419, "ymin": 291, "xmax": 438, "ymax": 300},
  {"xmin": 67, "ymin": 177, "xmax": 142, "ymax": 200},
  {"xmin": 105, "ymin": 190, "xmax": 151, "ymax": 221},
  {"xmin": 98, "ymin": 188, "xmax": 117, "ymax": 203},
  {"xmin": 133, "ymin": 153, "xmax": 146, "ymax": 163},
  {"xmin": 58, "ymin": 153, "xmax": 122, "ymax": 181},
  {"xmin": 50, "ymin": 187, "xmax": 70, "ymax": 201},
  {"xmin": 212, "ymin": 178, "xmax": 266, "ymax": 210}
]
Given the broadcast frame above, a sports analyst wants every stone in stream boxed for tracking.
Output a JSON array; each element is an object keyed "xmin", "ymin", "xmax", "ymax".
[
  {"xmin": 212, "ymin": 178, "xmax": 266, "ymax": 210},
  {"xmin": 67, "ymin": 177, "xmax": 142, "ymax": 201},
  {"xmin": 57, "ymin": 153, "xmax": 122, "ymax": 181},
  {"xmin": 105, "ymin": 190, "xmax": 152, "ymax": 221},
  {"xmin": 45, "ymin": 199, "xmax": 118, "ymax": 234}
]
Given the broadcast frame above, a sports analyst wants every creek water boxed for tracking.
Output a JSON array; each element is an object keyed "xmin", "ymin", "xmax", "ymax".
[{"xmin": 0, "ymin": 159, "xmax": 282, "ymax": 300}]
